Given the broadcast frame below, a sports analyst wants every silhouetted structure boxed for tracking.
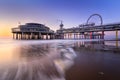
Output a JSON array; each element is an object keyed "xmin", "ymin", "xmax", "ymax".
[
  {"xmin": 56, "ymin": 14, "xmax": 120, "ymax": 40},
  {"xmin": 11, "ymin": 23, "xmax": 55, "ymax": 40},
  {"xmin": 12, "ymin": 14, "xmax": 120, "ymax": 40}
]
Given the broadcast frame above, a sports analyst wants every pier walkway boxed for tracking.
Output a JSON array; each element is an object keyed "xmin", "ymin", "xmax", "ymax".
[{"xmin": 12, "ymin": 14, "xmax": 120, "ymax": 40}]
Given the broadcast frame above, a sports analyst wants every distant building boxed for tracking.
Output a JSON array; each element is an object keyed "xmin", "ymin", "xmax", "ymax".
[
  {"xmin": 56, "ymin": 21, "xmax": 64, "ymax": 39},
  {"xmin": 11, "ymin": 23, "xmax": 55, "ymax": 40}
]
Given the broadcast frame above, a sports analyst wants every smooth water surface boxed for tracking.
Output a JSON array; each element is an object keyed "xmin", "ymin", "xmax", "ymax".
[{"xmin": 0, "ymin": 39, "xmax": 120, "ymax": 80}]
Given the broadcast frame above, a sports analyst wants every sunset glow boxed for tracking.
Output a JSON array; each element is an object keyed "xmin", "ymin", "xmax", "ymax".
[{"xmin": 0, "ymin": 0, "xmax": 120, "ymax": 38}]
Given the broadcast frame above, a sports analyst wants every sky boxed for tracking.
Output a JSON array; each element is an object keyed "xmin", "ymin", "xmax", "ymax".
[{"xmin": 0, "ymin": 0, "xmax": 120, "ymax": 37}]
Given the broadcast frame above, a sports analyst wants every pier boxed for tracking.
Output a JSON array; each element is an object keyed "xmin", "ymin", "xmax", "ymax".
[
  {"xmin": 56, "ymin": 14, "xmax": 120, "ymax": 40},
  {"xmin": 12, "ymin": 14, "xmax": 120, "ymax": 40}
]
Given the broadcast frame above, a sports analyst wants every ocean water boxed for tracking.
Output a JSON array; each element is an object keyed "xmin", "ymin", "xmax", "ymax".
[{"xmin": 0, "ymin": 38, "xmax": 120, "ymax": 80}]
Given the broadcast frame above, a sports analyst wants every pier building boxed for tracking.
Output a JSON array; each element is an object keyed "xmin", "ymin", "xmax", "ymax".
[{"xmin": 11, "ymin": 23, "xmax": 55, "ymax": 40}]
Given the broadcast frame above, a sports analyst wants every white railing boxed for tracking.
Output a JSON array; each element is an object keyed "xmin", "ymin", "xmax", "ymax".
[
  {"xmin": 12, "ymin": 28, "xmax": 21, "ymax": 32},
  {"xmin": 12, "ymin": 28, "xmax": 54, "ymax": 33}
]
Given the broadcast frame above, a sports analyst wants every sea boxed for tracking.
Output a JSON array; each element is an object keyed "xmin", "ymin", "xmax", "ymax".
[{"xmin": 0, "ymin": 38, "xmax": 120, "ymax": 80}]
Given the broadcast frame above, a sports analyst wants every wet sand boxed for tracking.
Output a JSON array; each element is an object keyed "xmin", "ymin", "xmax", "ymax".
[
  {"xmin": 0, "ymin": 41, "xmax": 77, "ymax": 80},
  {"xmin": 0, "ymin": 40, "xmax": 120, "ymax": 80},
  {"xmin": 66, "ymin": 41, "xmax": 120, "ymax": 80}
]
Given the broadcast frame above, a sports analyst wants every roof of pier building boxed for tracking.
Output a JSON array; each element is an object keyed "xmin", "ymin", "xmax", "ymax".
[
  {"xmin": 18, "ymin": 23, "xmax": 50, "ymax": 30},
  {"xmin": 12, "ymin": 23, "xmax": 55, "ymax": 33}
]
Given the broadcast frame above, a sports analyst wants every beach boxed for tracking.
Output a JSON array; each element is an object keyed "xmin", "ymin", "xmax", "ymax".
[{"xmin": 0, "ymin": 39, "xmax": 120, "ymax": 80}]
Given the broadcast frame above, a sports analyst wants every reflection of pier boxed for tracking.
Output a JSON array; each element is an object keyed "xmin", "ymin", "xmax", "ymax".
[{"xmin": 74, "ymin": 41, "xmax": 120, "ymax": 53}]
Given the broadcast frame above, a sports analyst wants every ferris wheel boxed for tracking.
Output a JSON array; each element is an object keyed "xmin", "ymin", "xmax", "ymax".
[{"xmin": 86, "ymin": 14, "xmax": 103, "ymax": 26}]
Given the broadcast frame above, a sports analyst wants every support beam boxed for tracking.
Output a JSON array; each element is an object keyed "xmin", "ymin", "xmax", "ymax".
[
  {"xmin": 31, "ymin": 33, "xmax": 34, "ymax": 39},
  {"xmin": 84, "ymin": 35, "xmax": 86, "ymax": 39},
  {"xmin": 13, "ymin": 33, "xmax": 15, "ymax": 39},
  {"xmin": 18, "ymin": 34, "xmax": 20, "ymax": 40},
  {"xmin": 64, "ymin": 34, "xmax": 66, "ymax": 39},
  {"xmin": 116, "ymin": 30, "xmax": 118, "ymax": 41},
  {"xmin": 90, "ymin": 32, "xmax": 92, "ymax": 39},
  {"xmin": 39, "ymin": 32, "xmax": 41, "ymax": 39},
  {"xmin": 16, "ymin": 33, "xmax": 18, "ymax": 39},
  {"xmin": 116, "ymin": 40, "xmax": 118, "ymax": 48},
  {"xmin": 28, "ymin": 34, "xmax": 30, "ymax": 39},
  {"xmin": 21, "ymin": 32, "xmax": 23, "ymax": 39},
  {"xmin": 46, "ymin": 34, "xmax": 48, "ymax": 39},
  {"xmin": 74, "ymin": 33, "xmax": 76, "ymax": 39},
  {"xmin": 102, "ymin": 31, "xmax": 104, "ymax": 39}
]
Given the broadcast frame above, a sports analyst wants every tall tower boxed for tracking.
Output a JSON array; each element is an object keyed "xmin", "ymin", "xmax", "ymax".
[
  {"xmin": 58, "ymin": 20, "xmax": 64, "ymax": 39},
  {"xmin": 60, "ymin": 21, "xmax": 64, "ymax": 30}
]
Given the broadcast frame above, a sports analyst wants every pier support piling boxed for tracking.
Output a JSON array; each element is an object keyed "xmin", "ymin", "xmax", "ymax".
[
  {"xmin": 13, "ymin": 33, "xmax": 15, "ymax": 39},
  {"xmin": 102, "ymin": 31, "xmax": 104, "ymax": 39},
  {"xmin": 116, "ymin": 30, "xmax": 118, "ymax": 41}
]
